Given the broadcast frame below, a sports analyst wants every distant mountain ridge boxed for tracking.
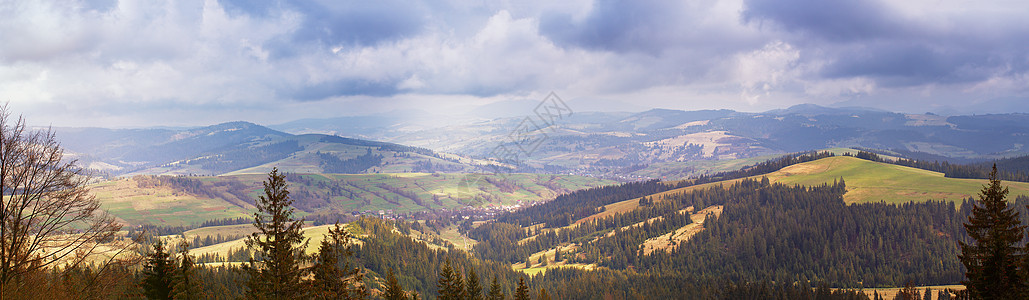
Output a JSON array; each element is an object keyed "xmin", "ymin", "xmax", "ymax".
[
  {"xmin": 56, "ymin": 121, "xmax": 489, "ymax": 177},
  {"xmin": 56, "ymin": 104, "xmax": 1029, "ymax": 180}
]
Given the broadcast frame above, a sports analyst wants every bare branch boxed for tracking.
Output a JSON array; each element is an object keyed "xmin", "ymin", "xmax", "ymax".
[{"xmin": 0, "ymin": 104, "xmax": 122, "ymax": 289}]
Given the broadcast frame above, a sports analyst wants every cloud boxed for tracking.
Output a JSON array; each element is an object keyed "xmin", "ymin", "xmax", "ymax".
[
  {"xmin": 735, "ymin": 41, "xmax": 801, "ymax": 103},
  {"xmin": 220, "ymin": 0, "xmax": 429, "ymax": 59},
  {"xmin": 741, "ymin": 0, "xmax": 908, "ymax": 41},
  {"xmin": 741, "ymin": 0, "xmax": 1029, "ymax": 90},
  {"xmin": 2, "ymin": 0, "xmax": 1029, "ymax": 127}
]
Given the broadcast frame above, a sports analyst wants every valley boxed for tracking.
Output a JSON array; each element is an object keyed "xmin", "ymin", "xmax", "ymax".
[{"xmin": 97, "ymin": 172, "xmax": 614, "ymax": 227}]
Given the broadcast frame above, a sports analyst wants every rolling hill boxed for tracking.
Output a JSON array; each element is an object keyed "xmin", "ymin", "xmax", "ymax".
[
  {"xmin": 57, "ymin": 121, "xmax": 499, "ymax": 177},
  {"xmin": 585, "ymin": 156, "xmax": 1029, "ymax": 222},
  {"xmin": 56, "ymin": 106, "xmax": 1029, "ymax": 183},
  {"xmin": 465, "ymin": 153, "xmax": 1029, "ymax": 289},
  {"xmin": 96, "ymin": 172, "xmax": 615, "ymax": 226},
  {"xmin": 268, "ymin": 105, "xmax": 1029, "ymax": 180}
]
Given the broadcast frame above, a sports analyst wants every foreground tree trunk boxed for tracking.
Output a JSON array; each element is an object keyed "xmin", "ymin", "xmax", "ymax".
[{"xmin": 0, "ymin": 105, "xmax": 121, "ymax": 295}]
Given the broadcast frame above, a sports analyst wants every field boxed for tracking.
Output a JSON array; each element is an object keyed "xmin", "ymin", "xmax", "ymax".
[
  {"xmin": 511, "ymin": 242, "xmax": 596, "ymax": 276},
  {"xmin": 639, "ymin": 205, "xmax": 723, "ymax": 255},
  {"xmin": 189, "ymin": 223, "xmax": 363, "ymax": 259},
  {"xmin": 95, "ymin": 173, "xmax": 615, "ymax": 226},
  {"xmin": 769, "ymin": 156, "xmax": 1029, "ymax": 204},
  {"xmin": 573, "ymin": 156, "xmax": 1029, "ymax": 227},
  {"xmin": 92, "ymin": 177, "xmax": 252, "ymax": 226},
  {"xmin": 853, "ymin": 285, "xmax": 964, "ymax": 300},
  {"xmin": 183, "ymin": 224, "xmax": 256, "ymax": 240},
  {"xmin": 630, "ymin": 152, "xmax": 781, "ymax": 180}
]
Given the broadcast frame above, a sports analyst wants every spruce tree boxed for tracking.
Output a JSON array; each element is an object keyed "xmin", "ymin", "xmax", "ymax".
[
  {"xmin": 244, "ymin": 168, "xmax": 309, "ymax": 299},
  {"xmin": 437, "ymin": 258, "xmax": 465, "ymax": 300},
  {"xmin": 537, "ymin": 288, "xmax": 550, "ymax": 300},
  {"xmin": 464, "ymin": 267, "xmax": 484, "ymax": 300},
  {"xmin": 513, "ymin": 277, "xmax": 530, "ymax": 300},
  {"xmin": 382, "ymin": 268, "xmax": 407, "ymax": 300},
  {"xmin": 171, "ymin": 241, "xmax": 202, "ymax": 299},
  {"xmin": 141, "ymin": 239, "xmax": 175, "ymax": 300},
  {"xmin": 486, "ymin": 275, "xmax": 504, "ymax": 300},
  {"xmin": 959, "ymin": 164, "xmax": 1026, "ymax": 299},
  {"xmin": 310, "ymin": 222, "xmax": 366, "ymax": 300}
]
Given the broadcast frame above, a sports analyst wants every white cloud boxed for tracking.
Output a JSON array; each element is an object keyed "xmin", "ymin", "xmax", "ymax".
[
  {"xmin": 735, "ymin": 41, "xmax": 801, "ymax": 104},
  {"xmin": 0, "ymin": 0, "xmax": 1027, "ymax": 127}
]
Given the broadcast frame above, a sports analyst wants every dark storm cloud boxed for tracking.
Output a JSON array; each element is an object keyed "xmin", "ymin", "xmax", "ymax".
[
  {"xmin": 220, "ymin": 0, "xmax": 426, "ymax": 56},
  {"xmin": 741, "ymin": 0, "xmax": 1029, "ymax": 87},
  {"xmin": 821, "ymin": 42, "xmax": 995, "ymax": 87},
  {"xmin": 289, "ymin": 79, "xmax": 401, "ymax": 101},
  {"xmin": 539, "ymin": 0, "xmax": 684, "ymax": 53},
  {"xmin": 741, "ymin": 0, "xmax": 908, "ymax": 41}
]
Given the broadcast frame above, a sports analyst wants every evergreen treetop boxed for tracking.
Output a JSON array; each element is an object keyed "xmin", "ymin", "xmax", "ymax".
[
  {"xmin": 141, "ymin": 239, "xmax": 175, "ymax": 300},
  {"xmin": 514, "ymin": 277, "xmax": 530, "ymax": 300},
  {"xmin": 244, "ymin": 168, "xmax": 309, "ymax": 299},
  {"xmin": 382, "ymin": 268, "xmax": 407, "ymax": 300},
  {"xmin": 464, "ymin": 267, "xmax": 484, "ymax": 300},
  {"xmin": 437, "ymin": 258, "xmax": 465, "ymax": 300},
  {"xmin": 487, "ymin": 275, "xmax": 504, "ymax": 300},
  {"xmin": 959, "ymin": 164, "xmax": 1027, "ymax": 299}
]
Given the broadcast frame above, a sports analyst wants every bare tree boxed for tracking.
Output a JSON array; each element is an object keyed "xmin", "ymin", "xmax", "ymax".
[{"xmin": 0, "ymin": 105, "xmax": 121, "ymax": 292}]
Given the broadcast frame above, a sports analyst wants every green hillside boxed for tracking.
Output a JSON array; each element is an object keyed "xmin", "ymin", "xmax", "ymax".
[
  {"xmin": 96, "ymin": 173, "xmax": 615, "ymax": 226},
  {"xmin": 581, "ymin": 155, "xmax": 1029, "ymax": 224},
  {"xmin": 768, "ymin": 156, "xmax": 1029, "ymax": 204}
]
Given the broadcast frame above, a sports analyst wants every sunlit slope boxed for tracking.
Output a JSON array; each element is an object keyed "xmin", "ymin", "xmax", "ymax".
[
  {"xmin": 581, "ymin": 156, "xmax": 1029, "ymax": 224},
  {"xmin": 96, "ymin": 173, "xmax": 615, "ymax": 226},
  {"xmin": 768, "ymin": 156, "xmax": 1029, "ymax": 204},
  {"xmin": 92, "ymin": 177, "xmax": 252, "ymax": 226}
]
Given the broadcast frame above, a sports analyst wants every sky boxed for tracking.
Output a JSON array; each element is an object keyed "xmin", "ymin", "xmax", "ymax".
[{"xmin": 1, "ymin": 0, "xmax": 1028, "ymax": 128}]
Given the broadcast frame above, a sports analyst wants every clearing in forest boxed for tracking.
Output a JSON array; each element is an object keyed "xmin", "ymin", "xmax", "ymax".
[{"xmin": 640, "ymin": 205, "xmax": 723, "ymax": 255}]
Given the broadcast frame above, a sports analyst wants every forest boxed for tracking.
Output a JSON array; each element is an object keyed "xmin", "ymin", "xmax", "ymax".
[{"xmin": 9, "ymin": 141, "xmax": 1029, "ymax": 299}]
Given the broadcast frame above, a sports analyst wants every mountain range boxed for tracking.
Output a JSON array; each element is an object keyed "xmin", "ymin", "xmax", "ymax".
[{"xmin": 54, "ymin": 104, "xmax": 1029, "ymax": 180}]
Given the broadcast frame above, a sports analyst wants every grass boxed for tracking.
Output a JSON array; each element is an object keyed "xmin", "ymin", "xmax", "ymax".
[
  {"xmin": 769, "ymin": 156, "xmax": 1029, "ymax": 204},
  {"xmin": 630, "ymin": 148, "xmax": 868, "ymax": 181},
  {"xmin": 189, "ymin": 224, "xmax": 359, "ymax": 260},
  {"xmin": 639, "ymin": 205, "xmax": 723, "ymax": 255},
  {"xmin": 435, "ymin": 225, "xmax": 477, "ymax": 251},
  {"xmin": 92, "ymin": 178, "xmax": 251, "ymax": 226},
  {"xmin": 95, "ymin": 173, "xmax": 614, "ymax": 226},
  {"xmin": 851, "ymin": 285, "xmax": 964, "ymax": 299},
  {"xmin": 183, "ymin": 224, "xmax": 256, "ymax": 239},
  {"xmin": 571, "ymin": 156, "xmax": 1029, "ymax": 227}
]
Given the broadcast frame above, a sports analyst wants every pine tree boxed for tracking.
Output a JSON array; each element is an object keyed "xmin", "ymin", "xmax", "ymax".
[
  {"xmin": 486, "ymin": 275, "xmax": 504, "ymax": 300},
  {"xmin": 310, "ymin": 222, "xmax": 367, "ymax": 300},
  {"xmin": 382, "ymin": 268, "xmax": 407, "ymax": 300},
  {"xmin": 513, "ymin": 277, "xmax": 530, "ymax": 300},
  {"xmin": 464, "ymin": 267, "xmax": 484, "ymax": 300},
  {"xmin": 244, "ymin": 168, "xmax": 309, "ymax": 300},
  {"xmin": 141, "ymin": 240, "xmax": 175, "ymax": 300},
  {"xmin": 537, "ymin": 288, "xmax": 550, "ymax": 300},
  {"xmin": 437, "ymin": 258, "xmax": 465, "ymax": 300},
  {"xmin": 959, "ymin": 164, "xmax": 1027, "ymax": 299},
  {"xmin": 171, "ymin": 241, "xmax": 202, "ymax": 299}
]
